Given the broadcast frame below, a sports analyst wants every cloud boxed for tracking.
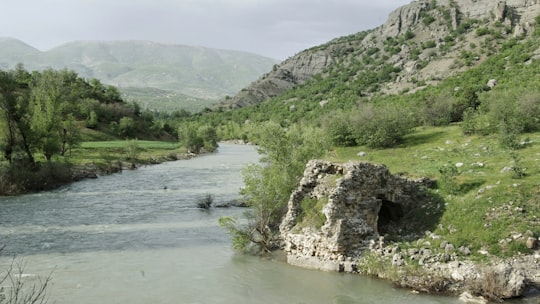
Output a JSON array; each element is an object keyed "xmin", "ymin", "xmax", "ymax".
[{"xmin": 0, "ymin": 0, "xmax": 411, "ymax": 59}]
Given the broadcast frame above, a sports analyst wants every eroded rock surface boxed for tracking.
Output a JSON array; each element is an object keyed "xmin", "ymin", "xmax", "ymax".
[{"xmin": 279, "ymin": 160, "xmax": 433, "ymax": 271}]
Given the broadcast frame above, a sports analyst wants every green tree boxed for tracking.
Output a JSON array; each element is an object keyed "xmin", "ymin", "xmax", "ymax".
[
  {"xmin": 351, "ymin": 103, "xmax": 416, "ymax": 148},
  {"xmin": 61, "ymin": 114, "xmax": 81, "ymax": 156},
  {"xmin": 178, "ymin": 124, "xmax": 203, "ymax": 153},
  {"xmin": 118, "ymin": 117, "xmax": 135, "ymax": 137},
  {"xmin": 221, "ymin": 123, "xmax": 330, "ymax": 253},
  {"xmin": 197, "ymin": 125, "xmax": 218, "ymax": 152},
  {"xmin": 86, "ymin": 111, "xmax": 98, "ymax": 128},
  {"xmin": 0, "ymin": 69, "xmax": 34, "ymax": 164},
  {"xmin": 29, "ymin": 69, "xmax": 65, "ymax": 162}
]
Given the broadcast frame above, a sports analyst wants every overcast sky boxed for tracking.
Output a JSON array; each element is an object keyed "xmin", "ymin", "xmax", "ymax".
[{"xmin": 1, "ymin": 0, "xmax": 411, "ymax": 60}]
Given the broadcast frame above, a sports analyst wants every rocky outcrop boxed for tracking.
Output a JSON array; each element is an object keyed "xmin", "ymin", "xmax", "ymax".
[
  {"xmin": 217, "ymin": 0, "xmax": 540, "ymax": 110},
  {"xmin": 381, "ymin": 0, "xmax": 540, "ymax": 36},
  {"xmin": 279, "ymin": 160, "xmax": 433, "ymax": 271},
  {"xmin": 216, "ymin": 49, "xmax": 334, "ymax": 109}
]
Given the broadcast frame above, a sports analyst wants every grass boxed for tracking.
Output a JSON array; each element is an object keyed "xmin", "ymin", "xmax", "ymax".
[
  {"xmin": 293, "ymin": 197, "xmax": 329, "ymax": 231},
  {"xmin": 328, "ymin": 124, "xmax": 540, "ymax": 258},
  {"xmin": 0, "ymin": 138, "xmax": 189, "ymax": 195},
  {"xmin": 80, "ymin": 140, "xmax": 182, "ymax": 150},
  {"xmin": 61, "ymin": 140, "xmax": 187, "ymax": 166}
]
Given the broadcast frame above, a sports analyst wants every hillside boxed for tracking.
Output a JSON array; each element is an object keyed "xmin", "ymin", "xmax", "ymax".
[
  {"xmin": 210, "ymin": 0, "xmax": 540, "ymax": 300},
  {"xmin": 217, "ymin": 0, "xmax": 540, "ymax": 110},
  {"xmin": 0, "ymin": 39, "xmax": 277, "ymax": 111}
]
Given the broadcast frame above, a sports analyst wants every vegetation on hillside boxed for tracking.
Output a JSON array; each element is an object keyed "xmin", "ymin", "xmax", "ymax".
[{"xmin": 214, "ymin": 1, "xmax": 540, "ymax": 259}]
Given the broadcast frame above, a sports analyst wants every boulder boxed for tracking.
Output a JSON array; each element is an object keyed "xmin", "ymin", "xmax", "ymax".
[{"xmin": 526, "ymin": 237, "xmax": 538, "ymax": 249}]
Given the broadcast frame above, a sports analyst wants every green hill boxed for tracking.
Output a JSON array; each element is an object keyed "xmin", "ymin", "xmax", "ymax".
[{"xmin": 0, "ymin": 39, "xmax": 277, "ymax": 112}]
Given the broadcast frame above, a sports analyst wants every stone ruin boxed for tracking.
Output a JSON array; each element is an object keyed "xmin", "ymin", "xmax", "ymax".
[{"xmin": 279, "ymin": 160, "xmax": 434, "ymax": 272}]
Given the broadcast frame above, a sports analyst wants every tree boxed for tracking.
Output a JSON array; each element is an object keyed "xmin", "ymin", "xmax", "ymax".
[
  {"xmin": 197, "ymin": 125, "xmax": 218, "ymax": 152},
  {"xmin": 118, "ymin": 117, "xmax": 135, "ymax": 137},
  {"xmin": 178, "ymin": 124, "xmax": 203, "ymax": 153},
  {"xmin": 29, "ymin": 69, "xmax": 65, "ymax": 162},
  {"xmin": 86, "ymin": 111, "xmax": 98, "ymax": 129},
  {"xmin": 221, "ymin": 122, "xmax": 330, "ymax": 253},
  {"xmin": 0, "ymin": 70, "xmax": 20, "ymax": 162},
  {"xmin": 0, "ymin": 69, "xmax": 34, "ymax": 164},
  {"xmin": 61, "ymin": 114, "xmax": 81, "ymax": 156}
]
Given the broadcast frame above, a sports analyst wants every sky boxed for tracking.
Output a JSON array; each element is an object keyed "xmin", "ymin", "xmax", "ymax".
[{"xmin": 0, "ymin": 0, "xmax": 411, "ymax": 60}]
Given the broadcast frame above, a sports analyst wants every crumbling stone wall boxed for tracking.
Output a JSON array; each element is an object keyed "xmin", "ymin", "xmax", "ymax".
[{"xmin": 279, "ymin": 160, "xmax": 432, "ymax": 271}]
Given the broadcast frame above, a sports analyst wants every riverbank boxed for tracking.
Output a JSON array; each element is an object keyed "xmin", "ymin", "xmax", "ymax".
[
  {"xmin": 358, "ymin": 236, "xmax": 540, "ymax": 302},
  {"xmin": 278, "ymin": 158, "xmax": 540, "ymax": 302},
  {"xmin": 0, "ymin": 144, "xmax": 204, "ymax": 196}
]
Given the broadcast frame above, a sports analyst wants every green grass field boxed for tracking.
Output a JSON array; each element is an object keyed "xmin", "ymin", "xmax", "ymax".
[
  {"xmin": 64, "ymin": 140, "xmax": 186, "ymax": 166},
  {"xmin": 329, "ymin": 124, "xmax": 540, "ymax": 257},
  {"xmin": 80, "ymin": 140, "xmax": 182, "ymax": 150}
]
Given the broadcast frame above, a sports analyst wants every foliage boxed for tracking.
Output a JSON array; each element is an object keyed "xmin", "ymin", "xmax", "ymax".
[
  {"xmin": 296, "ymin": 197, "xmax": 328, "ymax": 229},
  {"xmin": 509, "ymin": 150, "xmax": 525, "ymax": 179},
  {"xmin": 460, "ymin": 89, "xmax": 540, "ymax": 148},
  {"xmin": 351, "ymin": 103, "xmax": 416, "ymax": 148},
  {"xmin": 437, "ymin": 162, "xmax": 459, "ymax": 195},
  {"xmin": 221, "ymin": 123, "xmax": 330, "ymax": 253},
  {"xmin": 0, "ymin": 66, "xmax": 172, "ymax": 168},
  {"xmin": 123, "ymin": 140, "xmax": 141, "ymax": 161},
  {"xmin": 218, "ymin": 217, "xmax": 252, "ymax": 252},
  {"xmin": 177, "ymin": 123, "xmax": 218, "ymax": 154}
]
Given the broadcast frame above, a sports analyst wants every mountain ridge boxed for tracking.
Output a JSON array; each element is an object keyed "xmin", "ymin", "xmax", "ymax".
[
  {"xmin": 0, "ymin": 38, "xmax": 277, "ymax": 111},
  {"xmin": 216, "ymin": 0, "xmax": 540, "ymax": 110}
]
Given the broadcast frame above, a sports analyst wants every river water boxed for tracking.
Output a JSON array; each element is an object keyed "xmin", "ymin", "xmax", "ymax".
[{"xmin": 0, "ymin": 144, "xmax": 523, "ymax": 304}]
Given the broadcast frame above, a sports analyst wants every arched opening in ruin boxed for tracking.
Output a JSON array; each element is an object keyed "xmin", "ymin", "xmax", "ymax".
[{"xmin": 377, "ymin": 197, "xmax": 404, "ymax": 235}]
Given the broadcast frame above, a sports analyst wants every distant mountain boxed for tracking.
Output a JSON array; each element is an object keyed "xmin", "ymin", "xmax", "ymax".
[{"xmin": 0, "ymin": 39, "xmax": 277, "ymax": 111}]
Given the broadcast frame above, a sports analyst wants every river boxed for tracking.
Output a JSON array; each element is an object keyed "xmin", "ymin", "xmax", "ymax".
[{"xmin": 0, "ymin": 144, "xmax": 525, "ymax": 304}]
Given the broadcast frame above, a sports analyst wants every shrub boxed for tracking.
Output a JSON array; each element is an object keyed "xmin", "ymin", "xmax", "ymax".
[
  {"xmin": 0, "ymin": 257, "xmax": 52, "ymax": 304},
  {"xmin": 476, "ymin": 27, "xmax": 491, "ymax": 36},
  {"xmin": 438, "ymin": 162, "xmax": 459, "ymax": 195},
  {"xmin": 509, "ymin": 150, "xmax": 526, "ymax": 179},
  {"xmin": 124, "ymin": 140, "xmax": 141, "ymax": 161},
  {"xmin": 422, "ymin": 40, "xmax": 437, "ymax": 49},
  {"xmin": 461, "ymin": 108, "xmax": 495, "ymax": 135},
  {"xmin": 451, "ymin": 87, "xmax": 480, "ymax": 122},
  {"xmin": 404, "ymin": 30, "xmax": 416, "ymax": 40},
  {"xmin": 351, "ymin": 103, "xmax": 416, "ymax": 148},
  {"xmin": 419, "ymin": 93, "xmax": 454, "ymax": 126},
  {"xmin": 423, "ymin": 15, "xmax": 436, "ymax": 26},
  {"xmin": 86, "ymin": 111, "xmax": 98, "ymax": 128},
  {"xmin": 326, "ymin": 115, "xmax": 356, "ymax": 146},
  {"xmin": 517, "ymin": 93, "xmax": 540, "ymax": 132},
  {"xmin": 196, "ymin": 193, "xmax": 214, "ymax": 209},
  {"xmin": 221, "ymin": 123, "xmax": 330, "ymax": 253}
]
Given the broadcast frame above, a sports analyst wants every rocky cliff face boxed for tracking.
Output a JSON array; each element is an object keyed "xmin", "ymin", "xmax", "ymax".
[
  {"xmin": 217, "ymin": 0, "xmax": 540, "ymax": 109},
  {"xmin": 380, "ymin": 0, "xmax": 540, "ymax": 37},
  {"xmin": 279, "ymin": 160, "xmax": 433, "ymax": 272},
  {"xmin": 215, "ymin": 48, "xmax": 334, "ymax": 109}
]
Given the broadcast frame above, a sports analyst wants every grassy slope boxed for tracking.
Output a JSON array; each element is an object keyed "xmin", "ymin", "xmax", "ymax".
[{"xmin": 329, "ymin": 125, "xmax": 540, "ymax": 257}]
